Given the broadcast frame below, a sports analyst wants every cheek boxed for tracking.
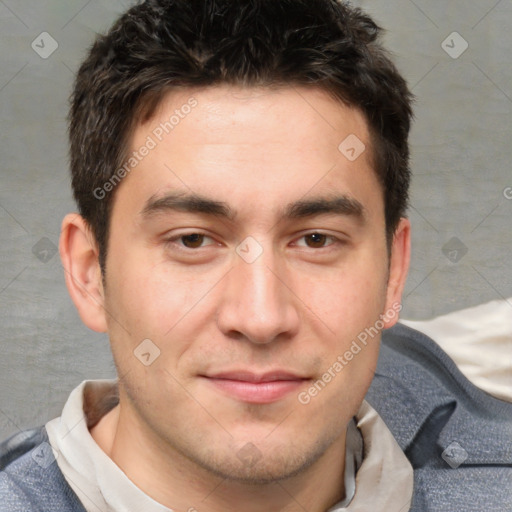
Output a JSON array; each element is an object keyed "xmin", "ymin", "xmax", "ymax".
[
  {"xmin": 296, "ymin": 328, "xmax": 380, "ymax": 434},
  {"xmin": 107, "ymin": 253, "xmax": 210, "ymax": 332},
  {"xmin": 301, "ymin": 255, "xmax": 388, "ymax": 335},
  {"xmin": 296, "ymin": 250, "xmax": 387, "ymax": 392},
  {"xmin": 103, "ymin": 255, "xmax": 227, "ymax": 373},
  {"xmin": 107, "ymin": 273, "xmax": 177, "ymax": 335}
]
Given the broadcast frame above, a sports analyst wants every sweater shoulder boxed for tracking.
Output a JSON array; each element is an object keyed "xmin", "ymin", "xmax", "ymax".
[{"xmin": 0, "ymin": 427, "xmax": 86, "ymax": 512}]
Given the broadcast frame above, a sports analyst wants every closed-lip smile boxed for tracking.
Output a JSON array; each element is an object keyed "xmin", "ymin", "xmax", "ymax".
[{"xmin": 202, "ymin": 370, "xmax": 309, "ymax": 403}]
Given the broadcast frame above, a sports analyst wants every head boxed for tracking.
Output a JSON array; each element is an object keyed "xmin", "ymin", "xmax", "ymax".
[{"xmin": 61, "ymin": 0, "xmax": 412, "ymax": 489}]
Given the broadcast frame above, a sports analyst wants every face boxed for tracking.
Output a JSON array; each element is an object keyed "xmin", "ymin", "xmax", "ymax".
[{"xmin": 79, "ymin": 86, "xmax": 408, "ymax": 483}]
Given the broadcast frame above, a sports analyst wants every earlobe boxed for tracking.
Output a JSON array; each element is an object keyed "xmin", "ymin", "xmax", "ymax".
[
  {"xmin": 59, "ymin": 214, "xmax": 108, "ymax": 333},
  {"xmin": 383, "ymin": 218, "xmax": 411, "ymax": 329}
]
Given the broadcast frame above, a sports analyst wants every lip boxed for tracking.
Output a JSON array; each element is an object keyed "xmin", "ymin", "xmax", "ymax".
[{"xmin": 202, "ymin": 370, "xmax": 309, "ymax": 404}]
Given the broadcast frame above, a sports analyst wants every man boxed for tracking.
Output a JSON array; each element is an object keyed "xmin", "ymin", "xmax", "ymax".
[{"xmin": 1, "ymin": 1, "xmax": 510, "ymax": 511}]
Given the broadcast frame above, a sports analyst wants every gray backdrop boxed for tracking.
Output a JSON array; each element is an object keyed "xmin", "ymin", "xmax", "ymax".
[{"xmin": 1, "ymin": 0, "xmax": 511, "ymax": 440}]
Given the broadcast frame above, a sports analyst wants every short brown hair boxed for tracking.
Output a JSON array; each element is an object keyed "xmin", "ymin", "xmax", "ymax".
[{"xmin": 69, "ymin": 0, "xmax": 413, "ymax": 270}]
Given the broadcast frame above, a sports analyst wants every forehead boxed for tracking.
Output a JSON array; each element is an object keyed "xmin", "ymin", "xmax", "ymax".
[
  {"xmin": 116, "ymin": 85, "xmax": 380, "ymax": 219},
  {"xmin": 139, "ymin": 85, "xmax": 371, "ymax": 153}
]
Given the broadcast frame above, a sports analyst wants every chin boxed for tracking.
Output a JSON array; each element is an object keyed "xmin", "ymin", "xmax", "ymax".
[{"xmin": 186, "ymin": 434, "xmax": 335, "ymax": 485}]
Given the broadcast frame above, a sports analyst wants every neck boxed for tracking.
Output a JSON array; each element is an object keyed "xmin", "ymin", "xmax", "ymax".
[{"xmin": 91, "ymin": 402, "xmax": 347, "ymax": 512}]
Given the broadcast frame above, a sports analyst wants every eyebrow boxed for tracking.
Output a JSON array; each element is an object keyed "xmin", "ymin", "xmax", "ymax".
[
  {"xmin": 141, "ymin": 193, "xmax": 235, "ymax": 220},
  {"xmin": 141, "ymin": 192, "xmax": 365, "ymax": 222},
  {"xmin": 283, "ymin": 196, "xmax": 365, "ymax": 220}
]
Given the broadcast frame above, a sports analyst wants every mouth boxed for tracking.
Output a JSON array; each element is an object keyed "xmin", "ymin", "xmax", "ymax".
[{"xmin": 201, "ymin": 370, "xmax": 310, "ymax": 404}]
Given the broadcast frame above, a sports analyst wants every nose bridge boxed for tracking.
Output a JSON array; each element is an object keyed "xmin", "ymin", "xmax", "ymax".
[
  {"xmin": 217, "ymin": 244, "xmax": 299, "ymax": 343},
  {"xmin": 241, "ymin": 253, "xmax": 280, "ymax": 311}
]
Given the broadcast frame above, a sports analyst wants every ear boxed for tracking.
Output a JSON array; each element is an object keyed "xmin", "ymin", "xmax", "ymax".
[
  {"xmin": 59, "ymin": 214, "xmax": 108, "ymax": 332},
  {"xmin": 383, "ymin": 217, "xmax": 411, "ymax": 329}
]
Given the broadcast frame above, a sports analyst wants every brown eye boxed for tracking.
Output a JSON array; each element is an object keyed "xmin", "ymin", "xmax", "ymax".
[
  {"xmin": 181, "ymin": 234, "xmax": 205, "ymax": 248},
  {"xmin": 304, "ymin": 233, "xmax": 328, "ymax": 248}
]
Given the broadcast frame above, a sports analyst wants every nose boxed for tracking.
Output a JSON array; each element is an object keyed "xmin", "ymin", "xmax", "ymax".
[{"xmin": 216, "ymin": 248, "xmax": 300, "ymax": 344}]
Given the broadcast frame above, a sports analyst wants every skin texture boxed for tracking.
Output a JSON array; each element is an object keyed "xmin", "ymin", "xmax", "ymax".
[{"xmin": 60, "ymin": 85, "xmax": 410, "ymax": 512}]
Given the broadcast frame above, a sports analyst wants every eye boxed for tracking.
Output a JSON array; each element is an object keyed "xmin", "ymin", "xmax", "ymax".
[
  {"xmin": 164, "ymin": 232, "xmax": 217, "ymax": 250},
  {"xmin": 180, "ymin": 233, "xmax": 203, "ymax": 248},
  {"xmin": 295, "ymin": 232, "xmax": 338, "ymax": 249}
]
